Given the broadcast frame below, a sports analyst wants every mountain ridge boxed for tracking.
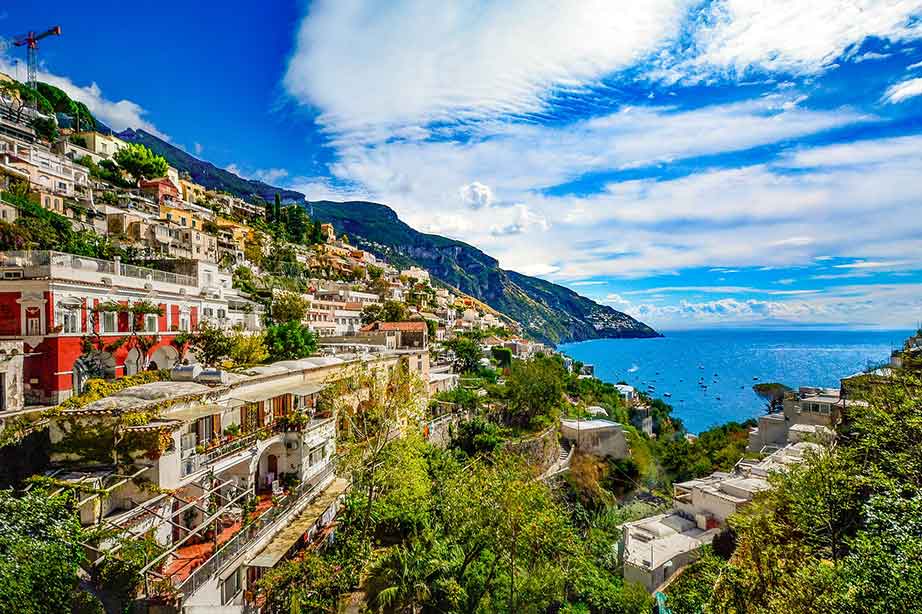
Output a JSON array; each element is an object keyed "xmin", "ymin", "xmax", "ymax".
[
  {"xmin": 307, "ymin": 200, "xmax": 660, "ymax": 345},
  {"xmin": 121, "ymin": 129, "xmax": 660, "ymax": 344}
]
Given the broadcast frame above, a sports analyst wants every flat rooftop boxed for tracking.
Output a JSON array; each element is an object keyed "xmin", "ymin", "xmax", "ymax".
[
  {"xmin": 623, "ymin": 512, "xmax": 717, "ymax": 570},
  {"xmin": 561, "ymin": 418, "xmax": 623, "ymax": 431}
]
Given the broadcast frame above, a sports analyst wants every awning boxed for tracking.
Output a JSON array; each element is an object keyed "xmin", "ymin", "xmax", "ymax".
[
  {"xmin": 290, "ymin": 382, "xmax": 325, "ymax": 396},
  {"xmin": 228, "ymin": 382, "xmax": 295, "ymax": 403},
  {"xmin": 163, "ymin": 403, "xmax": 227, "ymax": 422},
  {"xmin": 248, "ymin": 478, "xmax": 348, "ymax": 568}
]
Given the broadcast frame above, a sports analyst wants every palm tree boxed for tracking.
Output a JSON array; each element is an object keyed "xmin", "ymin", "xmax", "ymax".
[{"xmin": 364, "ymin": 541, "xmax": 445, "ymax": 614}]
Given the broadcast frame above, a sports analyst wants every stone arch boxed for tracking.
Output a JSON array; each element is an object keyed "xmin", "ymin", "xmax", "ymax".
[
  {"xmin": 72, "ymin": 351, "xmax": 115, "ymax": 395},
  {"xmin": 252, "ymin": 437, "xmax": 287, "ymax": 494},
  {"xmin": 149, "ymin": 345, "xmax": 179, "ymax": 372},
  {"xmin": 124, "ymin": 348, "xmax": 143, "ymax": 376}
]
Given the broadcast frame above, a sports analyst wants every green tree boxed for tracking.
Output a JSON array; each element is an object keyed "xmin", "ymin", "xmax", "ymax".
[
  {"xmin": 113, "ymin": 143, "xmax": 169, "ymax": 183},
  {"xmin": 325, "ymin": 363, "xmax": 425, "ymax": 542},
  {"xmin": 0, "ymin": 489, "xmax": 93, "ymax": 613},
  {"xmin": 31, "ymin": 115, "xmax": 59, "ymax": 141},
  {"xmin": 505, "ymin": 354, "xmax": 566, "ymax": 429},
  {"xmin": 175, "ymin": 321, "xmax": 233, "ymax": 366},
  {"xmin": 270, "ymin": 291, "xmax": 308, "ymax": 323},
  {"xmin": 255, "ymin": 552, "xmax": 350, "ymax": 614},
  {"xmin": 361, "ymin": 300, "xmax": 410, "ymax": 325},
  {"xmin": 445, "ymin": 336, "xmax": 482, "ymax": 374},
  {"xmin": 365, "ymin": 540, "xmax": 448, "ymax": 614},
  {"xmin": 264, "ymin": 321, "xmax": 317, "ymax": 361},
  {"xmin": 229, "ymin": 330, "xmax": 268, "ymax": 366}
]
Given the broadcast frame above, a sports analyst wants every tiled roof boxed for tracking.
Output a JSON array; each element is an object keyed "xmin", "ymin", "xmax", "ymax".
[{"xmin": 361, "ymin": 321, "xmax": 427, "ymax": 333}]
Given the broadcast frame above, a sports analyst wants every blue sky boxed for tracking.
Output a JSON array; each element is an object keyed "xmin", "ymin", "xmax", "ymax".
[{"xmin": 4, "ymin": 1, "xmax": 922, "ymax": 330}]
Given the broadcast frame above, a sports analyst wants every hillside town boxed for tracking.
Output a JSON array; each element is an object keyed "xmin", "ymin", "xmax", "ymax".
[{"xmin": 0, "ymin": 60, "xmax": 920, "ymax": 614}]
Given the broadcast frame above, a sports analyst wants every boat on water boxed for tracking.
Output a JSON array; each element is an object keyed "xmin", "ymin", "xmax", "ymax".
[
  {"xmin": 753, "ymin": 376, "xmax": 760, "ymax": 380},
  {"xmin": 663, "ymin": 392, "xmax": 672, "ymax": 397}
]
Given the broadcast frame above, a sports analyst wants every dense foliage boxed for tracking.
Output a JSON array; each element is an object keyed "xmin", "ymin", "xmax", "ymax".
[
  {"xmin": 264, "ymin": 321, "xmax": 317, "ymax": 361},
  {"xmin": 665, "ymin": 371, "xmax": 922, "ymax": 612},
  {"xmin": 0, "ymin": 489, "xmax": 98, "ymax": 613},
  {"xmin": 0, "ymin": 189, "xmax": 127, "ymax": 259},
  {"xmin": 112, "ymin": 143, "xmax": 169, "ymax": 182}
]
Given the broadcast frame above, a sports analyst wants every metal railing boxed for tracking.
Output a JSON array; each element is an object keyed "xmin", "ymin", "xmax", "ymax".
[
  {"xmin": 176, "ymin": 464, "xmax": 336, "ymax": 599},
  {"xmin": 0, "ymin": 250, "xmax": 198, "ymax": 287}
]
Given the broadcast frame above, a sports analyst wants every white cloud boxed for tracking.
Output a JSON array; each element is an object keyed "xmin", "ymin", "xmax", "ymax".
[
  {"xmin": 884, "ymin": 77, "xmax": 922, "ymax": 103},
  {"xmin": 252, "ymin": 168, "xmax": 289, "ymax": 184},
  {"xmin": 225, "ymin": 164, "xmax": 289, "ymax": 185},
  {"xmin": 286, "ymin": 0, "xmax": 691, "ymax": 135},
  {"xmin": 681, "ymin": 0, "xmax": 922, "ymax": 77},
  {"xmin": 852, "ymin": 51, "xmax": 892, "ymax": 63},
  {"xmin": 833, "ymin": 260, "xmax": 915, "ymax": 270},
  {"xmin": 0, "ymin": 56, "xmax": 168, "ymax": 139},
  {"xmin": 628, "ymin": 283, "xmax": 922, "ymax": 329},
  {"xmin": 908, "ymin": 60, "xmax": 922, "ymax": 70},
  {"xmin": 490, "ymin": 204, "xmax": 549, "ymax": 236},
  {"xmin": 459, "ymin": 181, "xmax": 494, "ymax": 209},
  {"xmin": 571, "ymin": 280, "xmax": 608, "ymax": 286}
]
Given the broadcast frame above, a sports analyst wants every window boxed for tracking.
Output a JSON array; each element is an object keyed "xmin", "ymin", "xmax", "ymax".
[
  {"xmin": 0, "ymin": 373, "xmax": 5, "ymax": 412},
  {"xmin": 180, "ymin": 315, "xmax": 190, "ymax": 332},
  {"xmin": 166, "ymin": 213, "xmax": 173, "ymax": 221},
  {"xmin": 181, "ymin": 218, "xmax": 187, "ymax": 226},
  {"xmin": 192, "ymin": 220, "xmax": 197, "ymax": 229},
  {"xmin": 59, "ymin": 309, "xmax": 79, "ymax": 333},
  {"xmin": 101, "ymin": 312, "xmax": 117, "ymax": 334},
  {"xmin": 221, "ymin": 567, "xmax": 241, "ymax": 604},
  {"xmin": 144, "ymin": 314, "xmax": 159, "ymax": 332},
  {"xmin": 217, "ymin": 308, "xmax": 226, "ymax": 319}
]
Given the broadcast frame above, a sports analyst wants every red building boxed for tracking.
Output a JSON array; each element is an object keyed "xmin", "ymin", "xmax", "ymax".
[
  {"xmin": 0, "ymin": 251, "xmax": 261, "ymax": 406},
  {"xmin": 139, "ymin": 177, "xmax": 180, "ymax": 203}
]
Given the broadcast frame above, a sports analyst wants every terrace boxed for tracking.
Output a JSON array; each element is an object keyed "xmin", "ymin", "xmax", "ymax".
[
  {"xmin": 0, "ymin": 250, "xmax": 198, "ymax": 288},
  {"xmin": 143, "ymin": 464, "xmax": 337, "ymax": 599}
]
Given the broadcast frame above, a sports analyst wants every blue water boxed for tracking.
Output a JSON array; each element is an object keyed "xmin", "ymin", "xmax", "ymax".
[{"xmin": 560, "ymin": 329, "xmax": 910, "ymax": 434}]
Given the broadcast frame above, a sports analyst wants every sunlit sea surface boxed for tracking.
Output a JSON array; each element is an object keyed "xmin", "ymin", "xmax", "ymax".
[{"xmin": 560, "ymin": 329, "xmax": 909, "ymax": 434}]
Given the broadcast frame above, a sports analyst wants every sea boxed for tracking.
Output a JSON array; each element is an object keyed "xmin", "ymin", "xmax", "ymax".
[{"xmin": 559, "ymin": 328, "xmax": 911, "ymax": 434}]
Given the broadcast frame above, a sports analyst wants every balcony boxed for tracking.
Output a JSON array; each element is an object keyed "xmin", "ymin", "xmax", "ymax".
[
  {"xmin": 167, "ymin": 464, "xmax": 337, "ymax": 600},
  {"xmin": 0, "ymin": 250, "xmax": 198, "ymax": 288}
]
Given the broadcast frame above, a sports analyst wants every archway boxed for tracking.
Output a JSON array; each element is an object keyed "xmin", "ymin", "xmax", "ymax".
[
  {"xmin": 255, "ymin": 441, "xmax": 287, "ymax": 495},
  {"xmin": 124, "ymin": 348, "xmax": 143, "ymax": 376},
  {"xmin": 149, "ymin": 345, "xmax": 179, "ymax": 372},
  {"xmin": 72, "ymin": 351, "xmax": 115, "ymax": 395}
]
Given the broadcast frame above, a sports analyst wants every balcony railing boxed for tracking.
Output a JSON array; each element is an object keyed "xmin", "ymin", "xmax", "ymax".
[
  {"xmin": 176, "ymin": 464, "xmax": 336, "ymax": 599},
  {"xmin": 0, "ymin": 250, "xmax": 197, "ymax": 287}
]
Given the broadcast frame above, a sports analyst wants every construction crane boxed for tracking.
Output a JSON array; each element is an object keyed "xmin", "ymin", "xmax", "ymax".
[{"xmin": 13, "ymin": 25, "xmax": 62, "ymax": 90}]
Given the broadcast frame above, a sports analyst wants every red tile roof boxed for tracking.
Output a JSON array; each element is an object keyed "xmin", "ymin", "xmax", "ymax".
[{"xmin": 361, "ymin": 321, "xmax": 427, "ymax": 333}]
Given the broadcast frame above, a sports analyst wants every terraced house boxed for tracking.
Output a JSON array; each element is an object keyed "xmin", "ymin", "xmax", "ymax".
[
  {"xmin": 0, "ymin": 251, "xmax": 262, "ymax": 407},
  {"xmin": 42, "ymin": 349, "xmax": 428, "ymax": 612}
]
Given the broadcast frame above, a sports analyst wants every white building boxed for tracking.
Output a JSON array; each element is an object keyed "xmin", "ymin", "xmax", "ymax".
[
  {"xmin": 560, "ymin": 418, "xmax": 629, "ymax": 459},
  {"xmin": 46, "ymin": 351, "xmax": 420, "ymax": 611},
  {"xmin": 614, "ymin": 384, "xmax": 637, "ymax": 403},
  {"xmin": 623, "ymin": 440, "xmax": 822, "ymax": 592}
]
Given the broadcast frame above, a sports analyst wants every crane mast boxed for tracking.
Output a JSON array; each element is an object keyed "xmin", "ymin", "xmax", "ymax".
[{"xmin": 13, "ymin": 25, "xmax": 62, "ymax": 91}]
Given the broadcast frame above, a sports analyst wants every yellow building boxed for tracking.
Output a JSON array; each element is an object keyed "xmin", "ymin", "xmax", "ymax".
[
  {"xmin": 179, "ymin": 178, "xmax": 207, "ymax": 205},
  {"xmin": 160, "ymin": 202, "xmax": 208, "ymax": 232},
  {"xmin": 72, "ymin": 131, "xmax": 128, "ymax": 159},
  {"xmin": 215, "ymin": 217, "xmax": 253, "ymax": 252}
]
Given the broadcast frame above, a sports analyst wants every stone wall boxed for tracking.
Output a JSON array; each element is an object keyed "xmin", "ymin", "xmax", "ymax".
[{"xmin": 503, "ymin": 424, "xmax": 561, "ymax": 475}]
